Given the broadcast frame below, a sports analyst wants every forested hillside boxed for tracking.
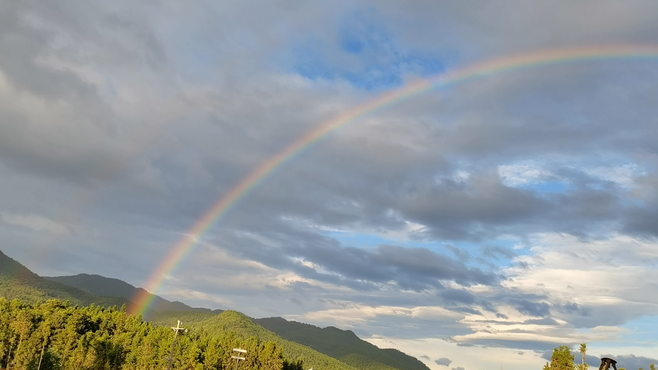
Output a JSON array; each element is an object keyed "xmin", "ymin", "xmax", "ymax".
[
  {"xmin": 151, "ymin": 311, "xmax": 358, "ymax": 370},
  {"xmin": 0, "ymin": 298, "xmax": 304, "ymax": 370},
  {"xmin": 255, "ymin": 317, "xmax": 430, "ymax": 370},
  {"xmin": 0, "ymin": 251, "xmax": 127, "ymax": 308},
  {"xmin": 1, "ymin": 250, "xmax": 431, "ymax": 370}
]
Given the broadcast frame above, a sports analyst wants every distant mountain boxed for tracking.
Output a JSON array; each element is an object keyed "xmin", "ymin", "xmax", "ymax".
[
  {"xmin": 151, "ymin": 310, "xmax": 358, "ymax": 370},
  {"xmin": 45, "ymin": 273, "xmax": 220, "ymax": 314},
  {"xmin": 0, "ymin": 250, "xmax": 128, "ymax": 307},
  {"xmin": 381, "ymin": 348, "xmax": 433, "ymax": 370},
  {"xmin": 0, "ymin": 249, "xmax": 221, "ymax": 314},
  {"xmin": 255, "ymin": 317, "xmax": 431, "ymax": 370}
]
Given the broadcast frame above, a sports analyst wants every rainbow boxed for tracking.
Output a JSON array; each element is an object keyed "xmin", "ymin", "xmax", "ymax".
[{"xmin": 130, "ymin": 44, "xmax": 658, "ymax": 316}]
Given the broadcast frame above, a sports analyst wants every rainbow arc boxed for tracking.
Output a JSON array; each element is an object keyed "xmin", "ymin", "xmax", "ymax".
[{"xmin": 130, "ymin": 45, "xmax": 658, "ymax": 316}]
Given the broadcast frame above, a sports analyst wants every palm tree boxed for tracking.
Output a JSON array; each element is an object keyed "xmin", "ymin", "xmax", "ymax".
[{"xmin": 579, "ymin": 343, "xmax": 587, "ymax": 370}]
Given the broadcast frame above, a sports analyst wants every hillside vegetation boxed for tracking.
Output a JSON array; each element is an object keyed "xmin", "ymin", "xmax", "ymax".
[
  {"xmin": 1, "ymin": 250, "xmax": 430, "ymax": 370},
  {"xmin": 0, "ymin": 250, "xmax": 127, "ymax": 308},
  {"xmin": 151, "ymin": 310, "xmax": 358, "ymax": 370},
  {"xmin": 0, "ymin": 299, "xmax": 304, "ymax": 370}
]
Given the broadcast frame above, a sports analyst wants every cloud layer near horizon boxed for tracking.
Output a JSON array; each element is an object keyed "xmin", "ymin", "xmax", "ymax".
[{"xmin": 1, "ymin": 1, "xmax": 658, "ymax": 370}]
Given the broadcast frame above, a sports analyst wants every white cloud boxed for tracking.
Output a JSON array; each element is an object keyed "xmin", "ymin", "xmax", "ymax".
[
  {"xmin": 367, "ymin": 336, "xmax": 545, "ymax": 370},
  {"xmin": 505, "ymin": 233, "xmax": 658, "ymax": 325},
  {"xmin": 1, "ymin": 212, "xmax": 72, "ymax": 235},
  {"xmin": 499, "ymin": 161, "xmax": 551, "ymax": 187},
  {"xmin": 163, "ymin": 287, "xmax": 233, "ymax": 307},
  {"xmin": 586, "ymin": 164, "xmax": 645, "ymax": 189},
  {"xmin": 292, "ymin": 304, "xmax": 465, "ymax": 327}
]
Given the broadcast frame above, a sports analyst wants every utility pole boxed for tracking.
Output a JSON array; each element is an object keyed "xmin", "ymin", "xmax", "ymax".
[
  {"xmin": 232, "ymin": 348, "xmax": 247, "ymax": 370},
  {"xmin": 167, "ymin": 320, "xmax": 186, "ymax": 370}
]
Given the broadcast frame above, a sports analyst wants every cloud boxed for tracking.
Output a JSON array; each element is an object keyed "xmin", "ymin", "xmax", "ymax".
[
  {"xmin": 510, "ymin": 299, "xmax": 551, "ymax": 318},
  {"xmin": 1, "ymin": 212, "xmax": 72, "ymax": 235},
  {"xmin": 435, "ymin": 358, "xmax": 452, "ymax": 366},
  {"xmin": 610, "ymin": 355, "xmax": 658, "ymax": 370}
]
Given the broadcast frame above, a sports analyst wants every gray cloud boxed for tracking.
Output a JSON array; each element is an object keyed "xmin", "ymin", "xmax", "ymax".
[
  {"xmin": 440, "ymin": 289, "xmax": 476, "ymax": 305},
  {"xmin": 435, "ymin": 358, "xmax": 452, "ymax": 366},
  {"xmin": 510, "ymin": 299, "xmax": 551, "ymax": 318},
  {"xmin": 523, "ymin": 318, "xmax": 559, "ymax": 326},
  {"xmin": 216, "ymin": 225, "xmax": 500, "ymax": 292},
  {"xmin": 609, "ymin": 355, "xmax": 658, "ymax": 370}
]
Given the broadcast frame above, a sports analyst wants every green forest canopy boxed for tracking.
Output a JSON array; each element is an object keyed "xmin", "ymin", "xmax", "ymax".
[{"xmin": 0, "ymin": 298, "xmax": 306, "ymax": 370}]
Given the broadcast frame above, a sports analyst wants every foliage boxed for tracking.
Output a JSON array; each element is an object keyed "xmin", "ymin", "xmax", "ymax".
[
  {"xmin": 0, "ymin": 298, "xmax": 303, "ymax": 370},
  {"xmin": 381, "ymin": 349, "xmax": 431, "ymax": 370},
  {"xmin": 549, "ymin": 346, "xmax": 575, "ymax": 370},
  {"xmin": 151, "ymin": 311, "xmax": 358, "ymax": 370},
  {"xmin": 544, "ymin": 345, "xmax": 657, "ymax": 370},
  {"xmin": 579, "ymin": 344, "xmax": 587, "ymax": 370},
  {"xmin": 338, "ymin": 353, "xmax": 399, "ymax": 370},
  {"xmin": 1, "ymin": 250, "xmax": 422, "ymax": 370}
]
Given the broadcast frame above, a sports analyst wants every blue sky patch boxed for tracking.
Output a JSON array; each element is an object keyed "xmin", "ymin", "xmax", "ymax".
[{"xmin": 291, "ymin": 8, "xmax": 446, "ymax": 90}]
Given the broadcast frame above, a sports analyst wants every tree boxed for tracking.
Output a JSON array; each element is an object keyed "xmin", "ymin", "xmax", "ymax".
[
  {"xmin": 579, "ymin": 343, "xmax": 587, "ymax": 370},
  {"xmin": 650, "ymin": 364, "xmax": 655, "ymax": 370},
  {"xmin": 550, "ymin": 346, "xmax": 575, "ymax": 370},
  {"xmin": 0, "ymin": 299, "xmax": 344, "ymax": 370}
]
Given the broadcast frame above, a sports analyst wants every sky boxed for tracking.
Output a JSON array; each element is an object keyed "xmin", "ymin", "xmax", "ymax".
[{"xmin": 1, "ymin": 1, "xmax": 658, "ymax": 369}]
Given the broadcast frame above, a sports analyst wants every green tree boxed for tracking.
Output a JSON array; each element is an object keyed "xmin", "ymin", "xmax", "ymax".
[
  {"xmin": 0, "ymin": 299, "xmax": 355, "ymax": 370},
  {"xmin": 650, "ymin": 364, "xmax": 656, "ymax": 370},
  {"xmin": 261, "ymin": 341, "xmax": 284, "ymax": 370},
  {"xmin": 10, "ymin": 308, "xmax": 36, "ymax": 369},
  {"xmin": 550, "ymin": 346, "xmax": 575, "ymax": 370},
  {"xmin": 579, "ymin": 343, "xmax": 587, "ymax": 370}
]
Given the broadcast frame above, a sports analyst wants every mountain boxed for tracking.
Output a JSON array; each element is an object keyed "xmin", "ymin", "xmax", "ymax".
[
  {"xmin": 0, "ymin": 249, "xmax": 209, "ymax": 313},
  {"xmin": 151, "ymin": 310, "xmax": 359, "ymax": 370},
  {"xmin": 0, "ymin": 250, "xmax": 128, "ymax": 307},
  {"xmin": 255, "ymin": 317, "xmax": 431, "ymax": 370},
  {"xmin": 381, "ymin": 349, "xmax": 433, "ymax": 370},
  {"xmin": 45, "ymin": 273, "xmax": 220, "ymax": 314},
  {"xmin": 2, "ymin": 251, "xmax": 429, "ymax": 370}
]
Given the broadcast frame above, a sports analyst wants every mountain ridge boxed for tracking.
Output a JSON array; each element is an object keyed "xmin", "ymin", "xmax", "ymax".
[
  {"xmin": 45, "ymin": 273, "xmax": 220, "ymax": 314},
  {"xmin": 151, "ymin": 310, "xmax": 359, "ymax": 370},
  {"xmin": 255, "ymin": 317, "xmax": 431, "ymax": 370},
  {"xmin": 1, "ymin": 249, "xmax": 431, "ymax": 370},
  {"xmin": 0, "ymin": 250, "xmax": 128, "ymax": 307}
]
